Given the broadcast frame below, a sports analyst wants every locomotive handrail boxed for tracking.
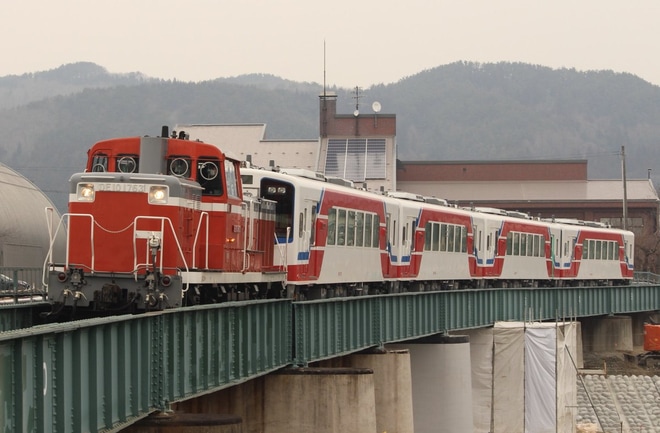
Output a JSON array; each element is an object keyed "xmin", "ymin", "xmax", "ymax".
[
  {"xmin": 132, "ymin": 216, "xmax": 189, "ymax": 291},
  {"xmin": 242, "ymin": 202, "xmax": 249, "ymax": 273},
  {"xmin": 191, "ymin": 211, "xmax": 210, "ymax": 269},
  {"xmin": 273, "ymin": 227, "xmax": 291, "ymax": 272},
  {"xmin": 42, "ymin": 212, "xmax": 96, "ymax": 289}
]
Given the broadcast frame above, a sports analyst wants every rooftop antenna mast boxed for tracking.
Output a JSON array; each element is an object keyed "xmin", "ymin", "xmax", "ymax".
[
  {"xmin": 352, "ymin": 86, "xmax": 363, "ymax": 136},
  {"xmin": 323, "ymin": 40, "xmax": 326, "ymax": 98},
  {"xmin": 352, "ymin": 86, "xmax": 363, "ymax": 117}
]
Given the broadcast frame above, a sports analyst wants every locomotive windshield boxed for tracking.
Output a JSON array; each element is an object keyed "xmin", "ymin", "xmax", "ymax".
[{"xmin": 196, "ymin": 158, "xmax": 222, "ymax": 196}]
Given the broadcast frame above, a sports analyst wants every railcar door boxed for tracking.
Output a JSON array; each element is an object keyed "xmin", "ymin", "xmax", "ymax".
[{"xmin": 298, "ymin": 200, "xmax": 318, "ymax": 279}]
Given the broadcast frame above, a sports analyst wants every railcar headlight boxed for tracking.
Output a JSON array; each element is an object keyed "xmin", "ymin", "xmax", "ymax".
[
  {"xmin": 77, "ymin": 184, "xmax": 95, "ymax": 202},
  {"xmin": 148, "ymin": 186, "xmax": 168, "ymax": 204}
]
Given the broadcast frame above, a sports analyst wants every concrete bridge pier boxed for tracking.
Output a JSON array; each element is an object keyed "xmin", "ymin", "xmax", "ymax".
[
  {"xmin": 174, "ymin": 367, "xmax": 377, "ymax": 433},
  {"xmin": 581, "ymin": 315, "xmax": 633, "ymax": 353},
  {"xmin": 315, "ymin": 349, "xmax": 415, "ymax": 433},
  {"xmin": 389, "ymin": 335, "xmax": 474, "ymax": 433}
]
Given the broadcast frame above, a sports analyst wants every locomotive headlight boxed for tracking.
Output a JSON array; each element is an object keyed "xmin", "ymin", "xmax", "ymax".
[
  {"xmin": 77, "ymin": 184, "xmax": 95, "ymax": 202},
  {"xmin": 148, "ymin": 186, "xmax": 168, "ymax": 204}
]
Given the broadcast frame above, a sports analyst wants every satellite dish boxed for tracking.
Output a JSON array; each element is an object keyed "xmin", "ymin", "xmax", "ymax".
[
  {"xmin": 372, "ymin": 101, "xmax": 382, "ymax": 113},
  {"xmin": 353, "ymin": 109, "xmax": 360, "ymax": 117}
]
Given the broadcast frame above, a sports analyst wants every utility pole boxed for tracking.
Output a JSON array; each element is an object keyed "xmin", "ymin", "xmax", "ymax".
[{"xmin": 622, "ymin": 145, "xmax": 628, "ymax": 230}]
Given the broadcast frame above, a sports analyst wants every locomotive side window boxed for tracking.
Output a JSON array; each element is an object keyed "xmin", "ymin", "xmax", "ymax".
[
  {"xmin": 116, "ymin": 155, "xmax": 138, "ymax": 173},
  {"xmin": 168, "ymin": 156, "xmax": 191, "ymax": 177},
  {"xmin": 91, "ymin": 153, "xmax": 108, "ymax": 172},
  {"xmin": 225, "ymin": 160, "xmax": 239, "ymax": 197},
  {"xmin": 197, "ymin": 159, "xmax": 223, "ymax": 196}
]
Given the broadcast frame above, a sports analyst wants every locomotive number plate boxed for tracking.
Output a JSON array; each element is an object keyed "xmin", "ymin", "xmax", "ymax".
[{"xmin": 96, "ymin": 183, "xmax": 147, "ymax": 192}]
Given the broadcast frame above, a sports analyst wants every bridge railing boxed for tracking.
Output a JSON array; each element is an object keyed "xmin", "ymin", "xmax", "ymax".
[
  {"xmin": 0, "ymin": 299, "xmax": 292, "ymax": 433},
  {"xmin": 0, "ymin": 266, "xmax": 46, "ymax": 300},
  {"xmin": 634, "ymin": 271, "xmax": 660, "ymax": 284},
  {"xmin": 3, "ymin": 284, "xmax": 660, "ymax": 432},
  {"xmin": 292, "ymin": 284, "xmax": 660, "ymax": 364}
]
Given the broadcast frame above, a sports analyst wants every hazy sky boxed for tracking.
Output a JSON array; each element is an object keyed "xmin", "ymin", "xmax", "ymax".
[{"xmin": 3, "ymin": 1, "xmax": 660, "ymax": 88}]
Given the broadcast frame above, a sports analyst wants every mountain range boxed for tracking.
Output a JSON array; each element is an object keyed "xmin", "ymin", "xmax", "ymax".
[{"xmin": 2, "ymin": 61, "xmax": 659, "ymax": 212}]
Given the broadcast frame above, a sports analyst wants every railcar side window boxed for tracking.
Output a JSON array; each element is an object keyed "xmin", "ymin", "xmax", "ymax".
[
  {"xmin": 347, "ymin": 211, "xmax": 356, "ymax": 246},
  {"xmin": 581, "ymin": 238, "xmax": 620, "ymax": 261},
  {"xmin": 506, "ymin": 232, "xmax": 545, "ymax": 257},
  {"xmin": 327, "ymin": 208, "xmax": 336, "ymax": 245},
  {"xmin": 326, "ymin": 207, "xmax": 379, "ymax": 248},
  {"xmin": 373, "ymin": 215, "xmax": 380, "ymax": 248},
  {"xmin": 364, "ymin": 214, "xmax": 372, "ymax": 248},
  {"xmin": 356, "ymin": 212, "xmax": 364, "ymax": 247},
  {"xmin": 423, "ymin": 222, "xmax": 467, "ymax": 253},
  {"xmin": 337, "ymin": 209, "xmax": 347, "ymax": 245}
]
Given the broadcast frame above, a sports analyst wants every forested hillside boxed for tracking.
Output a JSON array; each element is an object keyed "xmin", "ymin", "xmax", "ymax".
[{"xmin": 2, "ymin": 61, "xmax": 660, "ymax": 211}]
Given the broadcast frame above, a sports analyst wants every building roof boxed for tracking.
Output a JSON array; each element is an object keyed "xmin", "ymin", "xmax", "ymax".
[
  {"xmin": 396, "ymin": 179, "xmax": 659, "ymax": 204},
  {"xmin": 175, "ymin": 123, "xmax": 319, "ymax": 170}
]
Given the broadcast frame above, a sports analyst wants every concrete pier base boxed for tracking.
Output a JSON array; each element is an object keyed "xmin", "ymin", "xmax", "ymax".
[
  {"xmin": 582, "ymin": 315, "xmax": 633, "ymax": 352},
  {"xmin": 316, "ymin": 350, "xmax": 414, "ymax": 433},
  {"xmin": 390, "ymin": 335, "xmax": 473, "ymax": 433},
  {"xmin": 262, "ymin": 367, "xmax": 377, "ymax": 433}
]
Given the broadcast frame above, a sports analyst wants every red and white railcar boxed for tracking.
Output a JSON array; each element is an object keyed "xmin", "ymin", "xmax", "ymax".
[{"xmin": 242, "ymin": 167, "xmax": 634, "ymax": 298}]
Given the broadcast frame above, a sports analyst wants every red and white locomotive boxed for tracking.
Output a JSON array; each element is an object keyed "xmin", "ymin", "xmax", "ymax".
[
  {"xmin": 45, "ymin": 129, "xmax": 634, "ymax": 312},
  {"xmin": 46, "ymin": 128, "xmax": 284, "ymax": 312}
]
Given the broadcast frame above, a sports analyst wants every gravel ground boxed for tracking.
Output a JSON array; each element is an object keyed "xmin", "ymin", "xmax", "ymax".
[
  {"xmin": 578, "ymin": 350, "xmax": 660, "ymax": 432},
  {"xmin": 583, "ymin": 351, "xmax": 660, "ymax": 376}
]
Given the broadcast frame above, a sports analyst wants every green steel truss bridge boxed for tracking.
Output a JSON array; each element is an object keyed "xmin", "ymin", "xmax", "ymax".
[{"xmin": 2, "ymin": 272, "xmax": 660, "ymax": 432}]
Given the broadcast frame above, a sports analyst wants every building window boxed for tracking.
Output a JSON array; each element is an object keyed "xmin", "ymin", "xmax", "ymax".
[
  {"xmin": 324, "ymin": 138, "xmax": 386, "ymax": 181},
  {"xmin": 600, "ymin": 217, "xmax": 644, "ymax": 235}
]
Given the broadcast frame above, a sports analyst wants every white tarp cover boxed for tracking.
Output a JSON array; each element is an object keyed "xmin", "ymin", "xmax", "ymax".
[
  {"xmin": 487, "ymin": 321, "xmax": 578, "ymax": 433},
  {"xmin": 493, "ymin": 323, "xmax": 525, "ymax": 433},
  {"xmin": 460, "ymin": 329, "xmax": 494, "ymax": 433},
  {"xmin": 525, "ymin": 326, "xmax": 557, "ymax": 433}
]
